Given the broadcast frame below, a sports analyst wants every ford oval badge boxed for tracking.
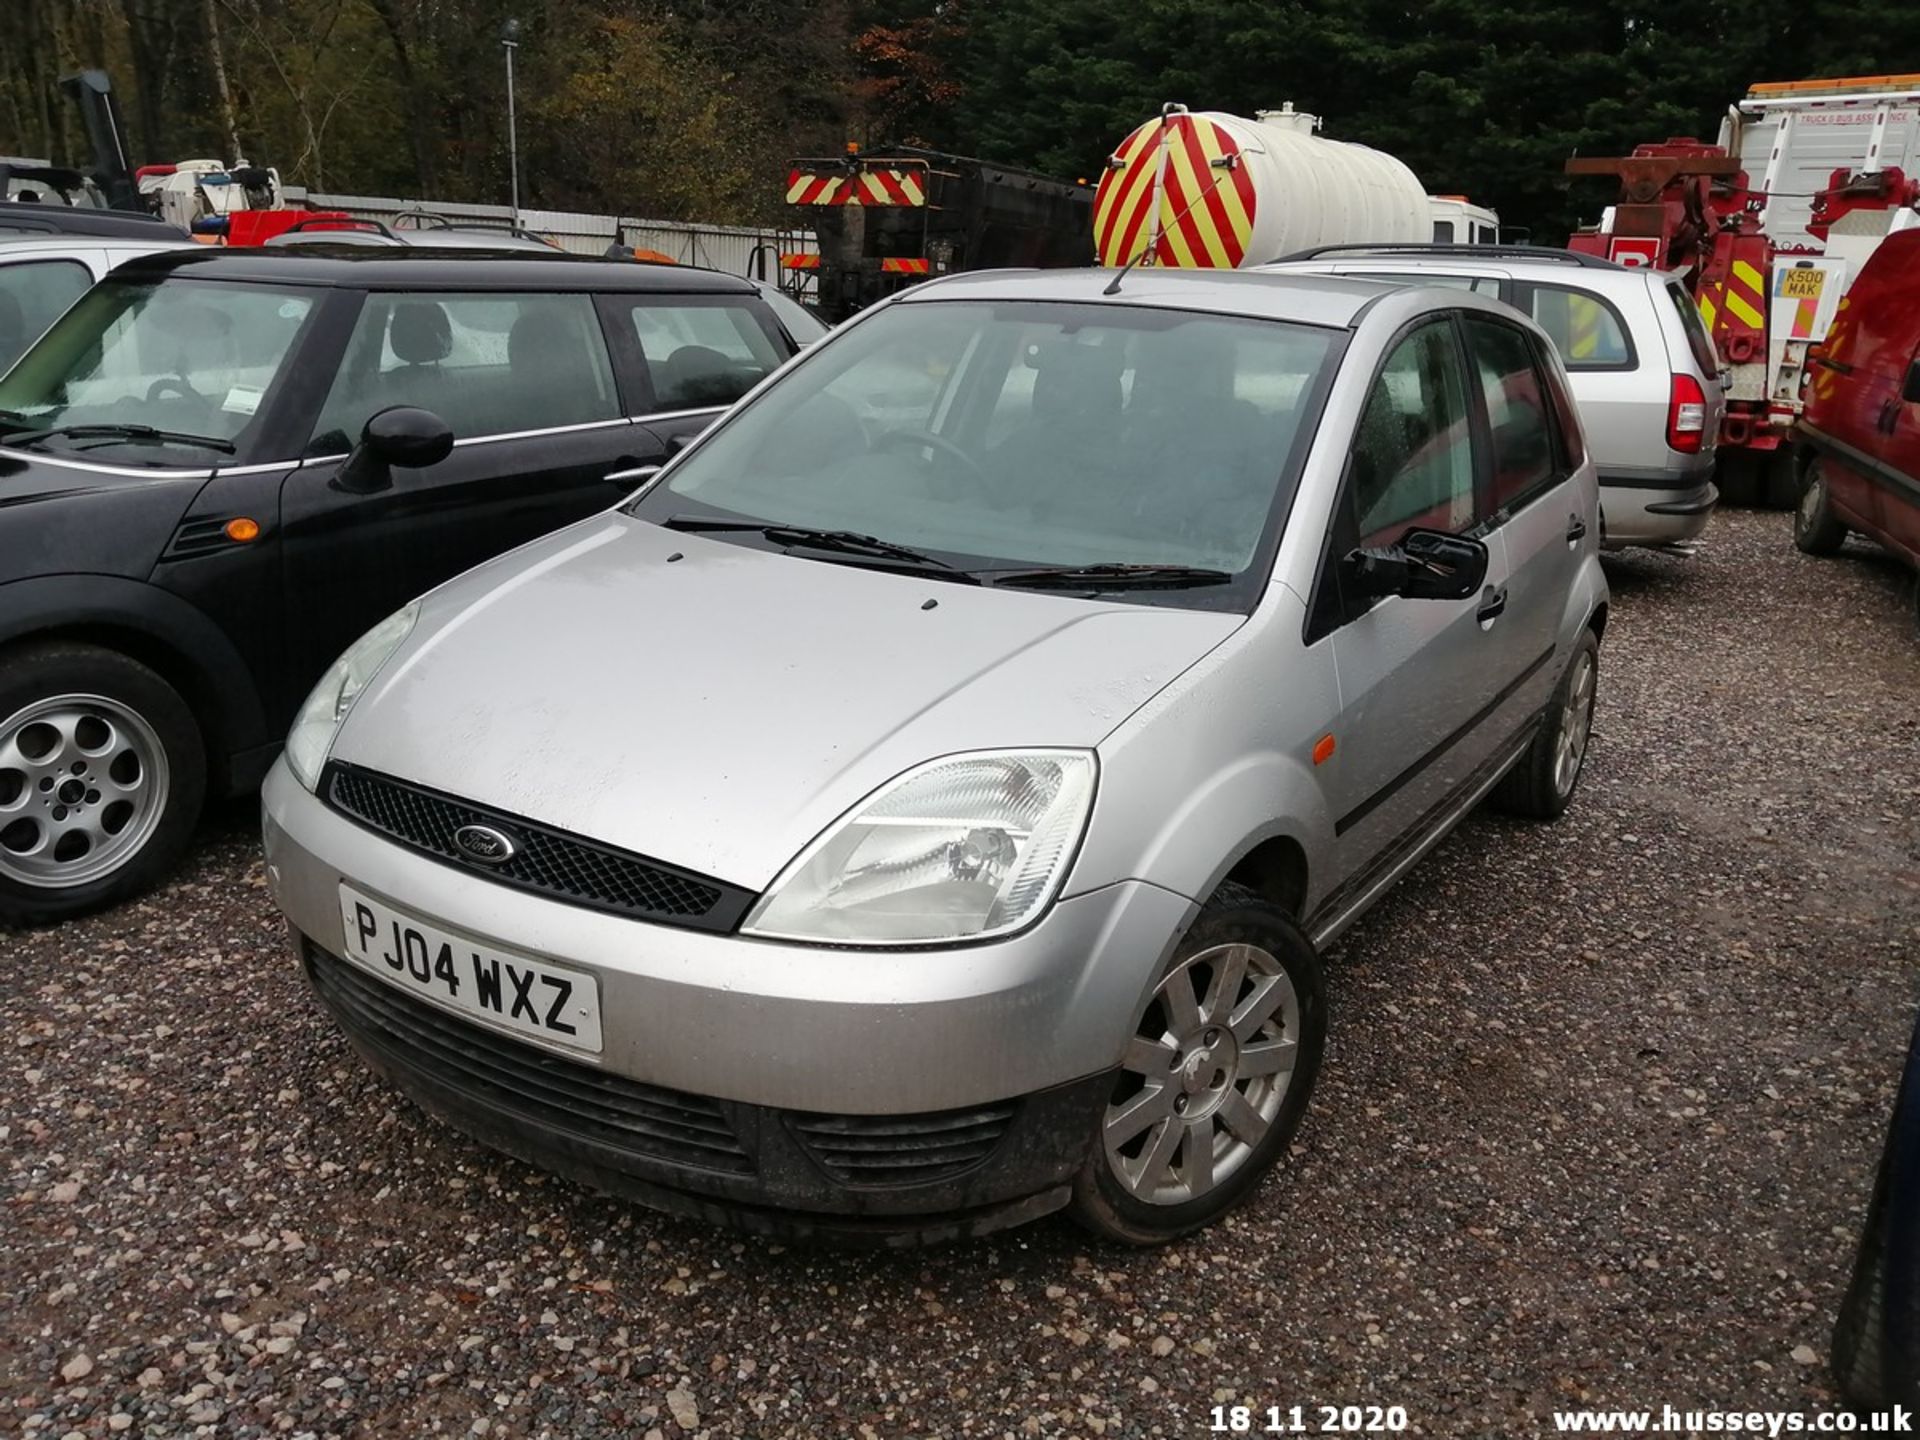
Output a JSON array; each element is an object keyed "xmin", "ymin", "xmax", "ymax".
[{"xmin": 453, "ymin": 824, "xmax": 518, "ymax": 866}]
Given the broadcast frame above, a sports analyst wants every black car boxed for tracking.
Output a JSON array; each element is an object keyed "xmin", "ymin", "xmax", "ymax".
[
  {"xmin": 0, "ymin": 247, "xmax": 806, "ymax": 923},
  {"xmin": 0, "ymin": 189, "xmax": 190, "ymax": 241}
]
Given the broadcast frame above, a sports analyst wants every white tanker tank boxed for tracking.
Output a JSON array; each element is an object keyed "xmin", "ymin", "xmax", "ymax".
[{"xmin": 1093, "ymin": 103, "xmax": 1432, "ymax": 269}]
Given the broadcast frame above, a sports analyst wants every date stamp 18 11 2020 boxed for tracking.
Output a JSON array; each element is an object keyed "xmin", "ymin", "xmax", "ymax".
[{"xmin": 1209, "ymin": 1405, "xmax": 1411, "ymax": 1434}]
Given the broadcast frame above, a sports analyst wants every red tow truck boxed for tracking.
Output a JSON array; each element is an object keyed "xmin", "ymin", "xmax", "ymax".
[{"xmin": 1566, "ymin": 74, "xmax": 1920, "ymax": 503}]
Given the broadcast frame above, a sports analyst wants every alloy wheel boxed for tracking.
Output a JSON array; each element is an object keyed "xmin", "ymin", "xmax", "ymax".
[
  {"xmin": 0, "ymin": 693, "xmax": 171, "ymax": 889},
  {"xmin": 1554, "ymin": 650, "xmax": 1596, "ymax": 797},
  {"xmin": 1102, "ymin": 943, "xmax": 1301, "ymax": 1205}
]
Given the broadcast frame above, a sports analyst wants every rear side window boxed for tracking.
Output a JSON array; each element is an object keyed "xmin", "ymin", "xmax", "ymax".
[
  {"xmin": 0, "ymin": 258, "xmax": 91, "ymax": 373},
  {"xmin": 1433, "ymin": 221, "xmax": 1456, "ymax": 243},
  {"xmin": 612, "ymin": 297, "xmax": 784, "ymax": 411},
  {"xmin": 309, "ymin": 291, "xmax": 619, "ymax": 453},
  {"xmin": 1465, "ymin": 316, "xmax": 1559, "ymax": 513},
  {"xmin": 1665, "ymin": 278, "xmax": 1720, "ymax": 374},
  {"xmin": 1525, "ymin": 284, "xmax": 1633, "ymax": 371}
]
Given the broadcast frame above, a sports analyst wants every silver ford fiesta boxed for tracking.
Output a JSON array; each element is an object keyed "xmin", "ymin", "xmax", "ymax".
[{"xmin": 263, "ymin": 267, "xmax": 1608, "ymax": 1245}]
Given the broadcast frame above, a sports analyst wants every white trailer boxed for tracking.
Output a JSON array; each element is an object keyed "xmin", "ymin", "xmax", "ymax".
[{"xmin": 1723, "ymin": 74, "xmax": 1920, "ymax": 251}]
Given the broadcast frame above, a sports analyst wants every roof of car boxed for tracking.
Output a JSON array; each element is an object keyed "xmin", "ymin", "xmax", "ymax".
[
  {"xmin": 898, "ymin": 266, "xmax": 1404, "ymax": 329},
  {"xmin": 112, "ymin": 246, "xmax": 760, "ymax": 293},
  {"xmin": 0, "ymin": 234, "xmax": 191, "ymax": 261},
  {"xmin": 0, "ymin": 204, "xmax": 190, "ymax": 241}
]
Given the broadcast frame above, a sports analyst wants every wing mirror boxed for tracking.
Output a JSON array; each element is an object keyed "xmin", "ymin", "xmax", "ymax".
[
  {"xmin": 1345, "ymin": 528, "xmax": 1489, "ymax": 602},
  {"xmin": 334, "ymin": 406, "xmax": 455, "ymax": 495},
  {"xmin": 1903, "ymin": 357, "xmax": 1920, "ymax": 405}
]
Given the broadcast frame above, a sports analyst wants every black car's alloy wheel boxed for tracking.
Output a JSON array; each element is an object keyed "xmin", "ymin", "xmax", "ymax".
[{"xmin": 0, "ymin": 643, "xmax": 205, "ymax": 926}]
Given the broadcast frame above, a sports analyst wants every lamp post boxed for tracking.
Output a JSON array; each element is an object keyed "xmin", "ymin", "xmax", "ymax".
[{"xmin": 501, "ymin": 19, "xmax": 522, "ymax": 225}]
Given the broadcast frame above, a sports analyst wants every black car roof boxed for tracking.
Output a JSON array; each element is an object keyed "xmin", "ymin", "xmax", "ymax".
[
  {"xmin": 113, "ymin": 245, "xmax": 760, "ymax": 293},
  {"xmin": 0, "ymin": 204, "xmax": 189, "ymax": 240}
]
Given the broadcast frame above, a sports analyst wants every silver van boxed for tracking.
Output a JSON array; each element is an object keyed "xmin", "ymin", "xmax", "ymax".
[
  {"xmin": 1263, "ymin": 245, "xmax": 1726, "ymax": 551},
  {"xmin": 263, "ymin": 269, "xmax": 1609, "ymax": 1245}
]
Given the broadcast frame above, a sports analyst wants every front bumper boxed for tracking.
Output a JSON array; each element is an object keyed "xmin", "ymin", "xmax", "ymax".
[{"xmin": 262, "ymin": 760, "xmax": 1194, "ymax": 1238}]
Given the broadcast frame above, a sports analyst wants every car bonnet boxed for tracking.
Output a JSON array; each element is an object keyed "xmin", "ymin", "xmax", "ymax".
[{"xmin": 330, "ymin": 513, "xmax": 1245, "ymax": 891}]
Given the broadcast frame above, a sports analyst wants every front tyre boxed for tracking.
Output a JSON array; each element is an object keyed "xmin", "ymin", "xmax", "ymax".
[
  {"xmin": 1069, "ymin": 882, "xmax": 1326, "ymax": 1245},
  {"xmin": 1491, "ymin": 629, "xmax": 1599, "ymax": 822},
  {"xmin": 0, "ymin": 643, "xmax": 206, "ymax": 926}
]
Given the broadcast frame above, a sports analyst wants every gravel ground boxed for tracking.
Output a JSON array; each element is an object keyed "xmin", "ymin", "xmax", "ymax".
[{"xmin": 4, "ymin": 507, "xmax": 1918, "ymax": 1440}]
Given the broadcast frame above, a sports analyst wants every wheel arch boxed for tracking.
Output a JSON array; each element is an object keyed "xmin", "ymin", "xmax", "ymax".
[
  {"xmin": 1072, "ymin": 745, "xmax": 1331, "ymax": 923},
  {"xmin": 1220, "ymin": 834, "xmax": 1311, "ymax": 919},
  {"xmin": 0, "ymin": 575, "xmax": 269, "ymax": 793}
]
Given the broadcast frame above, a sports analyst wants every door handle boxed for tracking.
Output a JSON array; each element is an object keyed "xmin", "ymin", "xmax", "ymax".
[
  {"xmin": 1476, "ymin": 585, "xmax": 1507, "ymax": 624},
  {"xmin": 604, "ymin": 464, "xmax": 662, "ymax": 484},
  {"xmin": 1566, "ymin": 513, "xmax": 1588, "ymax": 544}
]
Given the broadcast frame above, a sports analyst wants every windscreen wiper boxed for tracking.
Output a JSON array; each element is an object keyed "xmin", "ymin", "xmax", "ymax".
[
  {"xmin": 987, "ymin": 563, "xmax": 1233, "ymax": 591},
  {"xmin": 662, "ymin": 515, "xmax": 979, "ymax": 581},
  {"xmin": 9, "ymin": 422, "xmax": 236, "ymax": 454}
]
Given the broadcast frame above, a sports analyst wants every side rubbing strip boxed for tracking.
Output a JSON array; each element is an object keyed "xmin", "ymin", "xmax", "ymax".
[{"xmin": 1334, "ymin": 644, "xmax": 1557, "ymax": 838}]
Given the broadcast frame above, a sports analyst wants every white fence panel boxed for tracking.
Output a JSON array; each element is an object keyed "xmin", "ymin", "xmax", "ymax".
[{"xmin": 297, "ymin": 190, "xmax": 814, "ymax": 278}]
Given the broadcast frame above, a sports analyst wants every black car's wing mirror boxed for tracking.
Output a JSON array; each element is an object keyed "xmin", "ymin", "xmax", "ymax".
[
  {"xmin": 1344, "ymin": 527, "xmax": 1489, "ymax": 602},
  {"xmin": 334, "ymin": 405, "xmax": 455, "ymax": 495},
  {"xmin": 1903, "ymin": 357, "xmax": 1920, "ymax": 405}
]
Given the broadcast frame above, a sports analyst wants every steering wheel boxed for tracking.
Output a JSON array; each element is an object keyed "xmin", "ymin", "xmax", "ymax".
[
  {"xmin": 873, "ymin": 427, "xmax": 986, "ymax": 487},
  {"xmin": 145, "ymin": 375, "xmax": 206, "ymax": 406}
]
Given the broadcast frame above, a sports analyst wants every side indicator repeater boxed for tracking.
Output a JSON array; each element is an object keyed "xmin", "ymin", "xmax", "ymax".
[
  {"xmin": 1312, "ymin": 733, "xmax": 1336, "ymax": 766},
  {"xmin": 224, "ymin": 516, "xmax": 262, "ymax": 543}
]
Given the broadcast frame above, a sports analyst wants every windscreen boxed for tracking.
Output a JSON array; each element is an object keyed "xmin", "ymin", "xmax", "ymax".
[
  {"xmin": 0, "ymin": 276, "xmax": 319, "ymax": 459},
  {"xmin": 634, "ymin": 299, "xmax": 1338, "ymax": 580}
]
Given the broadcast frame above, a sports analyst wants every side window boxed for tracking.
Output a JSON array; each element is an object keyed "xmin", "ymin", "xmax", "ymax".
[
  {"xmin": 1465, "ymin": 316, "xmax": 1560, "ymax": 514},
  {"xmin": 619, "ymin": 298, "xmax": 784, "ymax": 411},
  {"xmin": 1433, "ymin": 220, "xmax": 1456, "ymax": 243},
  {"xmin": 1350, "ymin": 319, "xmax": 1478, "ymax": 548},
  {"xmin": 1525, "ymin": 284, "xmax": 1633, "ymax": 370},
  {"xmin": 309, "ymin": 291, "xmax": 618, "ymax": 454},
  {"xmin": 0, "ymin": 259, "xmax": 92, "ymax": 372}
]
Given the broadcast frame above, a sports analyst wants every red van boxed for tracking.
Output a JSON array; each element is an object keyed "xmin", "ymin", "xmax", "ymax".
[{"xmin": 1794, "ymin": 225, "xmax": 1920, "ymax": 630}]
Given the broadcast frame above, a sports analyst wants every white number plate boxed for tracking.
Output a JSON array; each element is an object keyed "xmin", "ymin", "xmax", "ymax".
[{"xmin": 337, "ymin": 885, "xmax": 603, "ymax": 1054}]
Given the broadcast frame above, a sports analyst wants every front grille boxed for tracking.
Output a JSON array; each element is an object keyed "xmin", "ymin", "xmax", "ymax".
[
  {"xmin": 306, "ymin": 941, "xmax": 754, "ymax": 1174},
  {"xmin": 789, "ymin": 1103, "xmax": 1017, "ymax": 1187},
  {"xmin": 324, "ymin": 764, "xmax": 753, "ymax": 930}
]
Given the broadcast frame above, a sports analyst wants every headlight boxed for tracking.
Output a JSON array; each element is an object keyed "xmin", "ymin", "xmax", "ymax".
[
  {"xmin": 743, "ymin": 750, "xmax": 1096, "ymax": 946},
  {"xmin": 284, "ymin": 601, "xmax": 421, "ymax": 791}
]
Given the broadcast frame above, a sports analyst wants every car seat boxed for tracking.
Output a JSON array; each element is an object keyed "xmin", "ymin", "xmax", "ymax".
[
  {"xmin": 660, "ymin": 345, "xmax": 741, "ymax": 409},
  {"xmin": 384, "ymin": 300, "xmax": 453, "ymax": 412},
  {"xmin": 1122, "ymin": 335, "xmax": 1268, "ymax": 552},
  {"xmin": 991, "ymin": 341, "xmax": 1126, "ymax": 509}
]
